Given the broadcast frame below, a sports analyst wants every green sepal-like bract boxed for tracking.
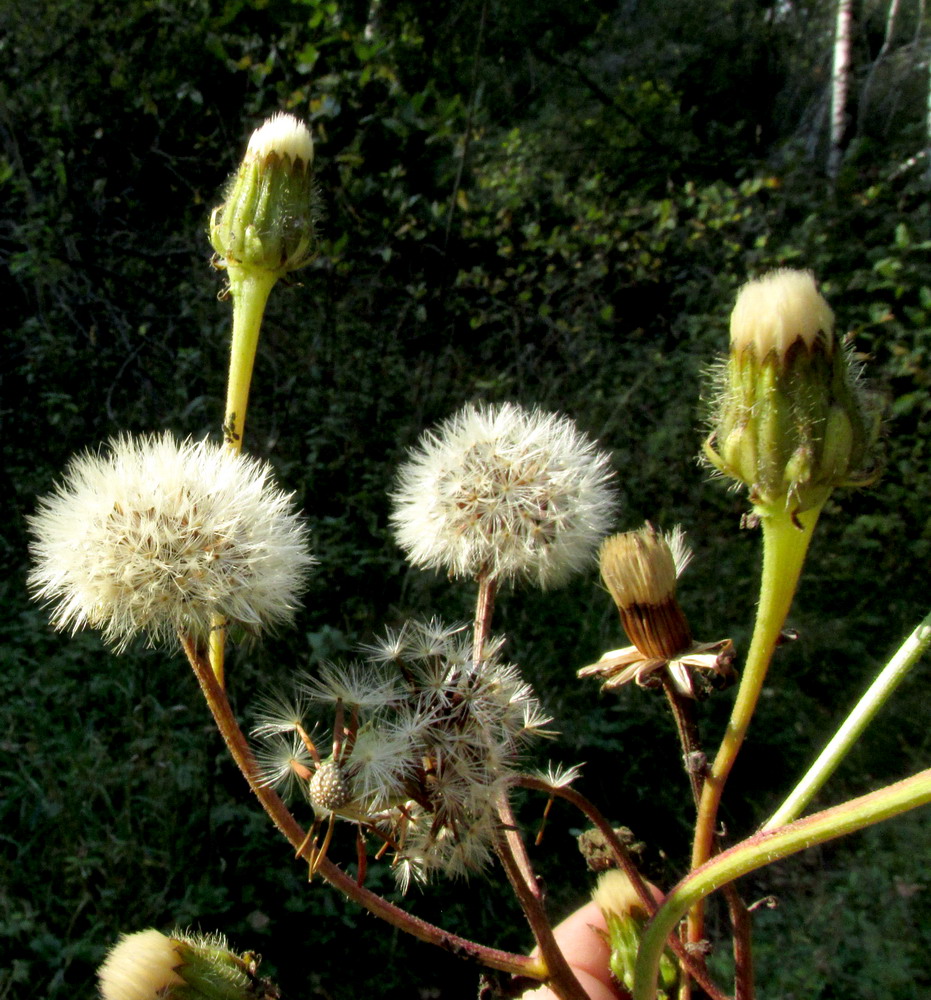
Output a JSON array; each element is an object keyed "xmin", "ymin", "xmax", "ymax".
[{"xmin": 210, "ymin": 113, "xmax": 317, "ymax": 279}]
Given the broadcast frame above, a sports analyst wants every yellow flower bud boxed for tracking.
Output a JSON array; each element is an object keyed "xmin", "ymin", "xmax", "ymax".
[
  {"xmin": 704, "ymin": 269, "xmax": 878, "ymax": 515},
  {"xmin": 97, "ymin": 929, "xmax": 279, "ymax": 1000},
  {"xmin": 592, "ymin": 871, "xmax": 677, "ymax": 998},
  {"xmin": 210, "ymin": 112, "xmax": 317, "ymax": 278}
]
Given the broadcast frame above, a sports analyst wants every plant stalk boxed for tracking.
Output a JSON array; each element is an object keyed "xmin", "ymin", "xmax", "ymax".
[
  {"xmin": 633, "ymin": 769, "xmax": 931, "ymax": 1000},
  {"xmin": 180, "ymin": 633, "xmax": 545, "ymax": 981},
  {"xmin": 689, "ymin": 505, "xmax": 822, "ymax": 945},
  {"xmin": 209, "ymin": 266, "xmax": 278, "ymax": 688},
  {"xmin": 516, "ymin": 776, "xmax": 730, "ymax": 1000},
  {"xmin": 764, "ymin": 608, "xmax": 931, "ymax": 830}
]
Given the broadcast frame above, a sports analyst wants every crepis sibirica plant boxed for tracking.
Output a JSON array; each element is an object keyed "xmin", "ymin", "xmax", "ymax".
[{"xmin": 27, "ymin": 113, "xmax": 931, "ymax": 1000}]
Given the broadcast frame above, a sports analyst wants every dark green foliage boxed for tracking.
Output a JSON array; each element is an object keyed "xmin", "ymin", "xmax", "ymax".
[{"xmin": 3, "ymin": 0, "xmax": 931, "ymax": 997}]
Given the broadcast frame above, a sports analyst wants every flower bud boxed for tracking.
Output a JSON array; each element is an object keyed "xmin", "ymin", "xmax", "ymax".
[
  {"xmin": 599, "ymin": 524, "xmax": 692, "ymax": 661},
  {"xmin": 210, "ymin": 112, "xmax": 317, "ymax": 278},
  {"xmin": 592, "ymin": 871, "xmax": 676, "ymax": 998},
  {"xmin": 97, "ymin": 928, "xmax": 279, "ymax": 1000},
  {"xmin": 704, "ymin": 270, "xmax": 876, "ymax": 515}
]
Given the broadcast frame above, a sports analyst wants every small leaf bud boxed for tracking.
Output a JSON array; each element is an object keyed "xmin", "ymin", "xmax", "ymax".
[
  {"xmin": 210, "ymin": 112, "xmax": 317, "ymax": 279},
  {"xmin": 703, "ymin": 269, "xmax": 877, "ymax": 515}
]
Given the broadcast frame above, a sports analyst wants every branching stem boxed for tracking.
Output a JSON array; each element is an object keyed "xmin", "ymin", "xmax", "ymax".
[
  {"xmin": 179, "ymin": 633, "xmax": 546, "ymax": 981},
  {"xmin": 634, "ymin": 769, "xmax": 931, "ymax": 1000},
  {"xmin": 689, "ymin": 506, "xmax": 821, "ymax": 944}
]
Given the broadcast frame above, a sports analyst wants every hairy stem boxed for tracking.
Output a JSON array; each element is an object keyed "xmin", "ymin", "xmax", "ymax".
[
  {"xmin": 470, "ymin": 575, "xmax": 585, "ymax": 999},
  {"xmin": 659, "ymin": 676, "xmax": 753, "ymax": 1000},
  {"xmin": 516, "ymin": 776, "xmax": 731, "ymax": 1000}
]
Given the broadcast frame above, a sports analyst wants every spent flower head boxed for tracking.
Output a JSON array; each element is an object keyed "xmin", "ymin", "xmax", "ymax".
[
  {"xmin": 252, "ymin": 618, "xmax": 553, "ymax": 886},
  {"xmin": 28, "ymin": 433, "xmax": 314, "ymax": 651},
  {"xmin": 582, "ymin": 524, "xmax": 736, "ymax": 699},
  {"xmin": 391, "ymin": 402, "xmax": 616, "ymax": 588}
]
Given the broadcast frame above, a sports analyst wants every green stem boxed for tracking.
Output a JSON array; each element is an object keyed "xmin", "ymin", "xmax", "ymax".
[
  {"xmin": 633, "ymin": 769, "xmax": 931, "ymax": 1000},
  {"xmin": 764, "ymin": 609, "xmax": 931, "ymax": 830},
  {"xmin": 210, "ymin": 266, "xmax": 278, "ymax": 688},
  {"xmin": 689, "ymin": 505, "xmax": 822, "ymax": 944},
  {"xmin": 516, "ymin": 776, "xmax": 731, "ymax": 1000},
  {"xmin": 223, "ymin": 267, "xmax": 278, "ymax": 453}
]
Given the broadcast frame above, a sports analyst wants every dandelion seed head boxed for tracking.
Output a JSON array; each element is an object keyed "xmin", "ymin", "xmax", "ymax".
[
  {"xmin": 533, "ymin": 761, "xmax": 584, "ymax": 789},
  {"xmin": 391, "ymin": 402, "xmax": 616, "ymax": 588},
  {"xmin": 27, "ymin": 434, "xmax": 314, "ymax": 651},
  {"xmin": 251, "ymin": 691, "xmax": 309, "ymax": 739},
  {"xmin": 300, "ymin": 661, "xmax": 403, "ymax": 709}
]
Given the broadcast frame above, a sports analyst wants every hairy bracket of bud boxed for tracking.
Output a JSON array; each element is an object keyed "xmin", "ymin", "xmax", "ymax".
[
  {"xmin": 592, "ymin": 871, "xmax": 676, "ymax": 999},
  {"xmin": 210, "ymin": 112, "xmax": 317, "ymax": 278},
  {"xmin": 703, "ymin": 269, "xmax": 878, "ymax": 516},
  {"xmin": 98, "ymin": 928, "xmax": 280, "ymax": 1000}
]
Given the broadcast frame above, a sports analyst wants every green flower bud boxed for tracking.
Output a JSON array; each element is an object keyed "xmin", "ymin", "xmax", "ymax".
[
  {"xmin": 97, "ymin": 928, "xmax": 280, "ymax": 1000},
  {"xmin": 592, "ymin": 871, "xmax": 677, "ymax": 999},
  {"xmin": 703, "ymin": 269, "xmax": 877, "ymax": 515},
  {"xmin": 210, "ymin": 112, "xmax": 317, "ymax": 279}
]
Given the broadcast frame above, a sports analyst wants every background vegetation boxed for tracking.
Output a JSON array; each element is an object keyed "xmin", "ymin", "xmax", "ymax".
[{"xmin": 2, "ymin": 0, "xmax": 931, "ymax": 997}]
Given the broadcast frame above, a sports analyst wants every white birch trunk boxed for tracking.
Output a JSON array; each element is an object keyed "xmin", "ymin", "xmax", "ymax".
[
  {"xmin": 828, "ymin": 0, "xmax": 853, "ymax": 181},
  {"xmin": 859, "ymin": 0, "xmax": 901, "ymax": 130}
]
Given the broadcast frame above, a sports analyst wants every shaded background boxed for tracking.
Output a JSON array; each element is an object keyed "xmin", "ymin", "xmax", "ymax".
[{"xmin": 2, "ymin": 0, "xmax": 931, "ymax": 997}]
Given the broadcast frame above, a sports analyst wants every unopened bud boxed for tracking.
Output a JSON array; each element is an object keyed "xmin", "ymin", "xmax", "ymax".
[
  {"xmin": 210, "ymin": 112, "xmax": 317, "ymax": 278},
  {"xmin": 599, "ymin": 524, "xmax": 692, "ymax": 660},
  {"xmin": 97, "ymin": 928, "xmax": 279, "ymax": 1000},
  {"xmin": 592, "ymin": 871, "xmax": 676, "ymax": 998},
  {"xmin": 704, "ymin": 269, "xmax": 877, "ymax": 515}
]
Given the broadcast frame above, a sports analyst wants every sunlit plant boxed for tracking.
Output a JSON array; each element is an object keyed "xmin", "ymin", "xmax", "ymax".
[{"xmin": 27, "ymin": 114, "xmax": 931, "ymax": 1000}]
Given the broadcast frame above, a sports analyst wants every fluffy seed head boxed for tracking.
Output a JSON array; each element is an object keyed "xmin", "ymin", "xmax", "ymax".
[
  {"xmin": 391, "ymin": 402, "xmax": 616, "ymax": 588},
  {"xmin": 28, "ymin": 433, "xmax": 315, "ymax": 651}
]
